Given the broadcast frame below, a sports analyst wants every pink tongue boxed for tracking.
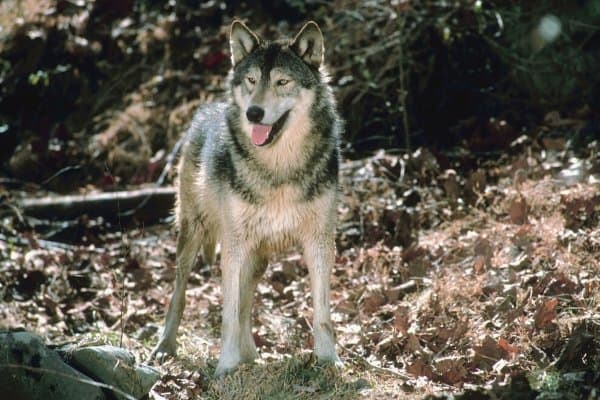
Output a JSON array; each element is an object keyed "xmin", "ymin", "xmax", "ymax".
[{"xmin": 251, "ymin": 124, "xmax": 273, "ymax": 146}]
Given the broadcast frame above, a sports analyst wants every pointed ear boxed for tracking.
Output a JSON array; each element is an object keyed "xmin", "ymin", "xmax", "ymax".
[
  {"xmin": 230, "ymin": 20, "xmax": 261, "ymax": 65},
  {"xmin": 291, "ymin": 21, "xmax": 324, "ymax": 68}
]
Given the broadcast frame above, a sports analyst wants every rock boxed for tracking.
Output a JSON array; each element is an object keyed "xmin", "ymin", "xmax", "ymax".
[
  {"xmin": 0, "ymin": 331, "xmax": 106, "ymax": 400},
  {"xmin": 62, "ymin": 345, "xmax": 160, "ymax": 400}
]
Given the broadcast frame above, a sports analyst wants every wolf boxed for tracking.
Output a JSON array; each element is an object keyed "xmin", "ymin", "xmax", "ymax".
[{"xmin": 149, "ymin": 20, "xmax": 342, "ymax": 376}]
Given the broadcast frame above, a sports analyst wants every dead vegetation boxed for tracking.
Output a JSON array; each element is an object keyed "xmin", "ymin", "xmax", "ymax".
[{"xmin": 2, "ymin": 129, "xmax": 599, "ymax": 399}]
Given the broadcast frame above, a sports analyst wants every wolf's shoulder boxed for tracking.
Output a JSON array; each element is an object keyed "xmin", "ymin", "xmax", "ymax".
[
  {"xmin": 186, "ymin": 102, "xmax": 229, "ymax": 146},
  {"xmin": 188, "ymin": 102, "xmax": 229, "ymax": 137},
  {"xmin": 181, "ymin": 102, "xmax": 230, "ymax": 165}
]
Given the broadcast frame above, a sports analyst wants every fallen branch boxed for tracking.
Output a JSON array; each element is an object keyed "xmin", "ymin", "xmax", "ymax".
[{"xmin": 18, "ymin": 187, "xmax": 176, "ymax": 224}]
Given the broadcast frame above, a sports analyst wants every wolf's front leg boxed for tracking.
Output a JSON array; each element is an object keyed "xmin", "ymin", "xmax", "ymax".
[
  {"xmin": 240, "ymin": 255, "xmax": 267, "ymax": 363},
  {"xmin": 150, "ymin": 223, "xmax": 201, "ymax": 361},
  {"xmin": 215, "ymin": 245, "xmax": 258, "ymax": 376},
  {"xmin": 303, "ymin": 238, "xmax": 342, "ymax": 366}
]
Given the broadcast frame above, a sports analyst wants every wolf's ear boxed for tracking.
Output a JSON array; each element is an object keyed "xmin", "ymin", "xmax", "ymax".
[
  {"xmin": 291, "ymin": 21, "xmax": 324, "ymax": 68},
  {"xmin": 230, "ymin": 20, "xmax": 261, "ymax": 65}
]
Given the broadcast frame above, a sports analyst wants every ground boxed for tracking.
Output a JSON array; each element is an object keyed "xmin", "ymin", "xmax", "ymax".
[{"xmin": 2, "ymin": 132, "xmax": 599, "ymax": 399}]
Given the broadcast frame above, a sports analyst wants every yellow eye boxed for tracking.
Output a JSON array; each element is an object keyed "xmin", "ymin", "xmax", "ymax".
[
  {"xmin": 276, "ymin": 79, "xmax": 289, "ymax": 86},
  {"xmin": 247, "ymin": 76, "xmax": 256, "ymax": 84}
]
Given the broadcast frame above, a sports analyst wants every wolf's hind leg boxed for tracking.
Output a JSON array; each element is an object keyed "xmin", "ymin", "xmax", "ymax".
[{"xmin": 150, "ymin": 220, "xmax": 202, "ymax": 361}]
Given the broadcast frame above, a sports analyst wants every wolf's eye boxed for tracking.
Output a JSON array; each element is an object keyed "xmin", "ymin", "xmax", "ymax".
[
  {"xmin": 247, "ymin": 76, "xmax": 256, "ymax": 85},
  {"xmin": 276, "ymin": 79, "xmax": 289, "ymax": 86}
]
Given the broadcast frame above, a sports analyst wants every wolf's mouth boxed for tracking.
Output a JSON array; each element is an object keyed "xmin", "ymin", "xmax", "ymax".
[{"xmin": 250, "ymin": 111, "xmax": 290, "ymax": 147}]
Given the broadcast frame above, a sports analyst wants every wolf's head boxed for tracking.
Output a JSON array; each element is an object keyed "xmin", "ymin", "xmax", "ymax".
[{"xmin": 229, "ymin": 20, "xmax": 326, "ymax": 147}]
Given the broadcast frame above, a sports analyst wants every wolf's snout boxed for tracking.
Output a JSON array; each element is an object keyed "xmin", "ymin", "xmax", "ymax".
[{"xmin": 246, "ymin": 106, "xmax": 264, "ymax": 123}]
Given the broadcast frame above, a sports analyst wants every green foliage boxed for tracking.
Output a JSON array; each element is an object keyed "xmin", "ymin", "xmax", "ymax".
[{"xmin": 28, "ymin": 70, "xmax": 50, "ymax": 87}]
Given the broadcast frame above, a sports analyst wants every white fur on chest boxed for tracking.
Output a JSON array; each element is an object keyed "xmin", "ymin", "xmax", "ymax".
[
  {"xmin": 233, "ymin": 185, "xmax": 302, "ymax": 237},
  {"xmin": 225, "ymin": 185, "xmax": 333, "ymax": 249}
]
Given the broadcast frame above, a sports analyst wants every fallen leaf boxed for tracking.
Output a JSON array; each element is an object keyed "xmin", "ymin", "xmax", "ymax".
[
  {"xmin": 509, "ymin": 193, "xmax": 528, "ymax": 225},
  {"xmin": 407, "ymin": 358, "xmax": 434, "ymax": 379},
  {"xmin": 360, "ymin": 291, "xmax": 386, "ymax": 314},
  {"xmin": 404, "ymin": 333, "xmax": 424, "ymax": 354},
  {"xmin": 473, "ymin": 255, "xmax": 486, "ymax": 274},
  {"xmin": 393, "ymin": 306, "xmax": 410, "ymax": 334},
  {"xmin": 498, "ymin": 337, "xmax": 519, "ymax": 354},
  {"xmin": 435, "ymin": 356, "xmax": 467, "ymax": 385},
  {"xmin": 534, "ymin": 298, "xmax": 558, "ymax": 330},
  {"xmin": 473, "ymin": 335, "xmax": 507, "ymax": 368}
]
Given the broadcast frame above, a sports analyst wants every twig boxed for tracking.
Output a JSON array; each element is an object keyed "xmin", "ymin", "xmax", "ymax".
[
  {"xmin": 41, "ymin": 165, "xmax": 82, "ymax": 186},
  {"xmin": 119, "ymin": 285, "xmax": 127, "ymax": 348},
  {"xmin": 155, "ymin": 133, "xmax": 186, "ymax": 187},
  {"xmin": 1, "ymin": 201, "xmax": 25, "ymax": 224},
  {"xmin": 398, "ymin": 16, "xmax": 411, "ymax": 152}
]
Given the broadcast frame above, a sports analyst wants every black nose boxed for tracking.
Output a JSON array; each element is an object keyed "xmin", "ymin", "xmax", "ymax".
[{"xmin": 246, "ymin": 106, "xmax": 264, "ymax": 123}]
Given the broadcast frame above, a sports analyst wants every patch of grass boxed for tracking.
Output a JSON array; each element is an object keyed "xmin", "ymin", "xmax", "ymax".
[
  {"xmin": 529, "ymin": 367, "xmax": 600, "ymax": 400},
  {"xmin": 530, "ymin": 369, "xmax": 560, "ymax": 393},
  {"xmin": 205, "ymin": 355, "xmax": 364, "ymax": 400}
]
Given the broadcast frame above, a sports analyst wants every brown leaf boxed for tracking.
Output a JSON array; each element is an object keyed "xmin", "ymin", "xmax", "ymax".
[
  {"xmin": 440, "ymin": 169, "xmax": 460, "ymax": 200},
  {"xmin": 393, "ymin": 306, "xmax": 410, "ymax": 334},
  {"xmin": 467, "ymin": 169, "xmax": 487, "ymax": 193},
  {"xmin": 404, "ymin": 333, "xmax": 424, "ymax": 354},
  {"xmin": 334, "ymin": 299, "xmax": 357, "ymax": 315},
  {"xmin": 435, "ymin": 357, "xmax": 468, "ymax": 385},
  {"xmin": 361, "ymin": 291, "xmax": 386, "ymax": 314},
  {"xmin": 407, "ymin": 358, "xmax": 433, "ymax": 379},
  {"xmin": 473, "ymin": 335, "xmax": 507, "ymax": 369},
  {"xmin": 509, "ymin": 193, "xmax": 528, "ymax": 225},
  {"xmin": 474, "ymin": 237, "xmax": 493, "ymax": 265},
  {"xmin": 546, "ymin": 272, "xmax": 578, "ymax": 295},
  {"xmin": 473, "ymin": 255, "xmax": 486, "ymax": 274},
  {"xmin": 534, "ymin": 298, "xmax": 559, "ymax": 330},
  {"xmin": 401, "ymin": 245, "xmax": 430, "ymax": 263},
  {"xmin": 498, "ymin": 337, "xmax": 519, "ymax": 354}
]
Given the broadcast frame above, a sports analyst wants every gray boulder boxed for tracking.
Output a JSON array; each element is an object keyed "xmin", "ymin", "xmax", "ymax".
[
  {"xmin": 0, "ymin": 331, "xmax": 106, "ymax": 400},
  {"xmin": 62, "ymin": 345, "xmax": 160, "ymax": 400}
]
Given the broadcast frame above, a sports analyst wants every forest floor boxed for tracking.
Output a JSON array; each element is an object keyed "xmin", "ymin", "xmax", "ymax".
[{"xmin": 2, "ymin": 128, "xmax": 599, "ymax": 399}]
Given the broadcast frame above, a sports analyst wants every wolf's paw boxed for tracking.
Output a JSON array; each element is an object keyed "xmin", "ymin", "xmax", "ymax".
[
  {"xmin": 149, "ymin": 338, "xmax": 177, "ymax": 362},
  {"xmin": 316, "ymin": 353, "xmax": 344, "ymax": 370},
  {"xmin": 215, "ymin": 352, "xmax": 242, "ymax": 377},
  {"xmin": 240, "ymin": 338, "xmax": 258, "ymax": 363}
]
